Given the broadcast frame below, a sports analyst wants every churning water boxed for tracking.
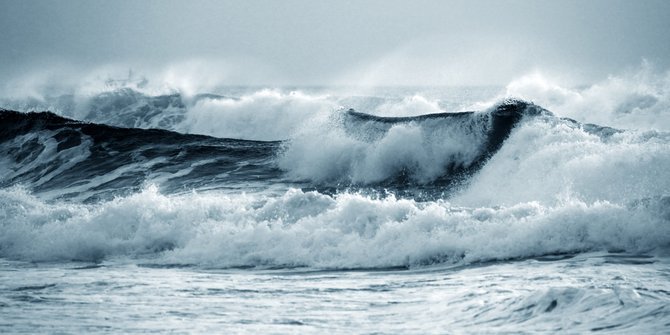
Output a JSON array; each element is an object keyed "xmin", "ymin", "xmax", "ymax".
[{"xmin": 1, "ymin": 71, "xmax": 670, "ymax": 333}]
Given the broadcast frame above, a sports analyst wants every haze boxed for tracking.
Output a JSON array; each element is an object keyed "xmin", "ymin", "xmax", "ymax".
[{"xmin": 1, "ymin": 0, "xmax": 669, "ymax": 87}]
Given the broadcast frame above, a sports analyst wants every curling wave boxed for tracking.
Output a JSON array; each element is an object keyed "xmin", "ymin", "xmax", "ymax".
[{"xmin": 280, "ymin": 100, "xmax": 551, "ymax": 184}]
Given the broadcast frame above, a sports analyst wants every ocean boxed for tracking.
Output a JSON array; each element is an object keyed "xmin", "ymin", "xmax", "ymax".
[{"xmin": 1, "ymin": 73, "xmax": 669, "ymax": 333}]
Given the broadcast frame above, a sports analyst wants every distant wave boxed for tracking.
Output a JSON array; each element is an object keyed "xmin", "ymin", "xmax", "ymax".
[
  {"xmin": 3, "ymin": 64, "xmax": 668, "ymax": 136},
  {"xmin": 0, "ymin": 88, "xmax": 226, "ymax": 130}
]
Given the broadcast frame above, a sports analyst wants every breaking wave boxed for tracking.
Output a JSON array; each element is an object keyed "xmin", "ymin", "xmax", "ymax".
[
  {"xmin": 0, "ymin": 100, "xmax": 551, "ymax": 195},
  {"xmin": 502, "ymin": 63, "xmax": 670, "ymax": 131},
  {"xmin": 279, "ymin": 100, "xmax": 549, "ymax": 184},
  {"xmin": 0, "ymin": 186, "xmax": 668, "ymax": 267},
  {"xmin": 1, "ymin": 65, "xmax": 670, "ymax": 267}
]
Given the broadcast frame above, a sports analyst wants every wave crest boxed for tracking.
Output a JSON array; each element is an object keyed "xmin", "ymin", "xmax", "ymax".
[{"xmin": 279, "ymin": 100, "xmax": 549, "ymax": 184}]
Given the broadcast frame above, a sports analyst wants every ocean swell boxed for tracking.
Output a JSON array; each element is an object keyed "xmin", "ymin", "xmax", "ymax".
[{"xmin": 0, "ymin": 109, "xmax": 281, "ymax": 201}]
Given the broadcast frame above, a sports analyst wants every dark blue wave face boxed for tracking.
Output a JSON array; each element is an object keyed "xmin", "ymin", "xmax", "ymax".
[
  {"xmin": 0, "ymin": 100, "xmax": 552, "ymax": 201},
  {"xmin": 0, "ymin": 110, "xmax": 282, "ymax": 201},
  {"xmin": 342, "ymin": 99, "xmax": 552, "ymax": 177}
]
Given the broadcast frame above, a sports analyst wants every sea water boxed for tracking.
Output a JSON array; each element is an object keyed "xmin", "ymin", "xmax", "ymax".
[{"xmin": 1, "ymin": 70, "xmax": 669, "ymax": 333}]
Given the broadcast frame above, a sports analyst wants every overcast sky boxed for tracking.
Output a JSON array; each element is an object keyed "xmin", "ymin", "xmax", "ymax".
[{"xmin": 1, "ymin": 0, "xmax": 669, "ymax": 86}]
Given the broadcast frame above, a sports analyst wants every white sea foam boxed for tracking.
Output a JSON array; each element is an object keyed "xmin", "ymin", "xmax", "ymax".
[
  {"xmin": 370, "ymin": 94, "xmax": 446, "ymax": 117},
  {"xmin": 453, "ymin": 117, "xmax": 670, "ymax": 207},
  {"xmin": 1, "ymin": 185, "xmax": 668, "ymax": 267},
  {"xmin": 178, "ymin": 89, "xmax": 337, "ymax": 141},
  {"xmin": 278, "ymin": 109, "xmax": 491, "ymax": 183},
  {"xmin": 501, "ymin": 63, "xmax": 670, "ymax": 131}
]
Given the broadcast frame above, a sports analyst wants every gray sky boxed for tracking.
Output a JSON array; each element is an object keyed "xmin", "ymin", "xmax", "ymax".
[{"xmin": 1, "ymin": 0, "xmax": 669, "ymax": 86}]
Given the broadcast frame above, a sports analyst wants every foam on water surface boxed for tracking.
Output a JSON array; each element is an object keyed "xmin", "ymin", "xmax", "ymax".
[{"xmin": 1, "ymin": 68, "xmax": 670, "ymax": 332}]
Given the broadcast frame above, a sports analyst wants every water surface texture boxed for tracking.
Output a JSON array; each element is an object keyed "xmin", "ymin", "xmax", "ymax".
[{"xmin": 1, "ymin": 82, "xmax": 669, "ymax": 333}]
